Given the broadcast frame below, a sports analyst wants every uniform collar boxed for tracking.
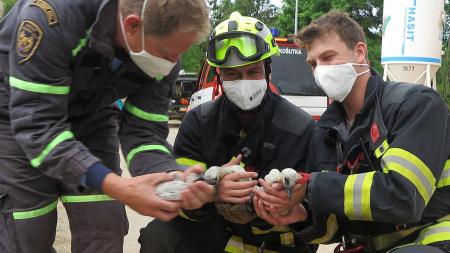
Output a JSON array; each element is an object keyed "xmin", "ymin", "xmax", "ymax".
[
  {"xmin": 88, "ymin": 0, "xmax": 118, "ymax": 59},
  {"xmin": 219, "ymin": 91, "xmax": 274, "ymax": 137}
]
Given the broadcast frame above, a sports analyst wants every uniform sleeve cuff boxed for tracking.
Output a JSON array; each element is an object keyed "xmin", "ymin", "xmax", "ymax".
[{"xmin": 86, "ymin": 163, "xmax": 112, "ymax": 192}]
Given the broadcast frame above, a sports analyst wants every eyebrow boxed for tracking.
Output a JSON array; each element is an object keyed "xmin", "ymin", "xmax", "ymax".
[
  {"xmin": 307, "ymin": 49, "xmax": 336, "ymax": 64},
  {"xmin": 248, "ymin": 67, "xmax": 262, "ymax": 71},
  {"xmin": 222, "ymin": 69, "xmax": 237, "ymax": 74}
]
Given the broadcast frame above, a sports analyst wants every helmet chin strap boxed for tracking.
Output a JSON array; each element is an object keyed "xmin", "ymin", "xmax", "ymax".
[
  {"xmin": 264, "ymin": 58, "xmax": 272, "ymax": 88},
  {"xmin": 213, "ymin": 68, "xmax": 224, "ymax": 97}
]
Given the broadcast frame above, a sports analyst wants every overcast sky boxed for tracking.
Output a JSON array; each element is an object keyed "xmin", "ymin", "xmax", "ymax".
[{"xmin": 271, "ymin": 0, "xmax": 283, "ymax": 7}]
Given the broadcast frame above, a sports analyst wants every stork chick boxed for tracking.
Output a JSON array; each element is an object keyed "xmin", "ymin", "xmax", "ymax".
[
  {"xmin": 264, "ymin": 168, "xmax": 300, "ymax": 199},
  {"xmin": 205, "ymin": 164, "xmax": 257, "ymax": 224},
  {"xmin": 155, "ymin": 172, "xmax": 199, "ymax": 201},
  {"xmin": 204, "ymin": 165, "xmax": 246, "ymax": 181}
]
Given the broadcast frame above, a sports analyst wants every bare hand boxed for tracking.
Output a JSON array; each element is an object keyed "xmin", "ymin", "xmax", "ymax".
[
  {"xmin": 253, "ymin": 196, "xmax": 308, "ymax": 226},
  {"xmin": 180, "ymin": 165, "xmax": 215, "ymax": 210},
  {"xmin": 253, "ymin": 179, "xmax": 306, "ymax": 214},
  {"xmin": 103, "ymin": 173, "xmax": 181, "ymax": 221},
  {"xmin": 217, "ymin": 171, "xmax": 258, "ymax": 203},
  {"xmin": 222, "ymin": 154, "xmax": 243, "ymax": 167},
  {"xmin": 216, "ymin": 155, "xmax": 257, "ymax": 204}
]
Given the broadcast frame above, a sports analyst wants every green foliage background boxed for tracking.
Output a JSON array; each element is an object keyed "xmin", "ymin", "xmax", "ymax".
[
  {"xmin": 183, "ymin": 0, "xmax": 450, "ymax": 106},
  {"xmin": 1, "ymin": 0, "xmax": 15, "ymax": 13},
  {"xmin": 1, "ymin": 0, "xmax": 449, "ymax": 105}
]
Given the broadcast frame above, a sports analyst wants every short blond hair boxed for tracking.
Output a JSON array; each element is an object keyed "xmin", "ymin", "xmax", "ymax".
[{"xmin": 121, "ymin": 0, "xmax": 210, "ymax": 42}]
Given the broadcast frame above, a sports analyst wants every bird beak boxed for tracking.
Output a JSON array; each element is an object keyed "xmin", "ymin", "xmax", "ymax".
[
  {"xmin": 195, "ymin": 174, "xmax": 218, "ymax": 185},
  {"xmin": 283, "ymin": 181, "xmax": 293, "ymax": 200}
]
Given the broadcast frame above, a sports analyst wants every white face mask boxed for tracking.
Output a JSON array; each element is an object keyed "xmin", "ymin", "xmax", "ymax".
[
  {"xmin": 222, "ymin": 79, "xmax": 267, "ymax": 111},
  {"xmin": 314, "ymin": 63, "xmax": 369, "ymax": 102},
  {"xmin": 119, "ymin": 0, "xmax": 177, "ymax": 78}
]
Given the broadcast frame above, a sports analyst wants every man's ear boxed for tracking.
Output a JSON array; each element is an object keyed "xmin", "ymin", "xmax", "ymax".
[
  {"xmin": 123, "ymin": 14, "xmax": 142, "ymax": 35},
  {"xmin": 355, "ymin": 42, "xmax": 368, "ymax": 64}
]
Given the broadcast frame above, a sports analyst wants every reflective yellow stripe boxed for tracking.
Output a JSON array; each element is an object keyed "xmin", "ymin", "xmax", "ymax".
[
  {"xmin": 250, "ymin": 225, "xmax": 294, "ymax": 246},
  {"xmin": 280, "ymin": 232, "xmax": 294, "ymax": 246},
  {"xmin": 231, "ymin": 156, "xmax": 245, "ymax": 167},
  {"xmin": 176, "ymin": 158, "xmax": 207, "ymax": 170},
  {"xmin": 224, "ymin": 235, "xmax": 278, "ymax": 253},
  {"xmin": 125, "ymin": 103, "xmax": 169, "ymax": 122},
  {"xmin": 31, "ymin": 131, "xmax": 74, "ymax": 168},
  {"xmin": 10, "ymin": 77, "xmax": 70, "ymax": 94},
  {"xmin": 225, "ymin": 235, "xmax": 245, "ymax": 253},
  {"xmin": 375, "ymin": 140, "xmax": 389, "ymax": 158},
  {"xmin": 71, "ymin": 29, "xmax": 90, "ymax": 56},
  {"xmin": 382, "ymin": 148, "xmax": 436, "ymax": 204},
  {"xmin": 251, "ymin": 225, "xmax": 289, "ymax": 235},
  {"xmin": 127, "ymin": 144, "xmax": 171, "ymax": 166},
  {"xmin": 13, "ymin": 200, "xmax": 57, "ymax": 220},
  {"xmin": 437, "ymin": 159, "xmax": 450, "ymax": 188},
  {"xmin": 60, "ymin": 194, "xmax": 113, "ymax": 203},
  {"xmin": 344, "ymin": 172, "xmax": 375, "ymax": 220},
  {"xmin": 178, "ymin": 209, "xmax": 197, "ymax": 221},
  {"xmin": 310, "ymin": 214, "xmax": 338, "ymax": 244},
  {"xmin": 414, "ymin": 221, "xmax": 450, "ymax": 245}
]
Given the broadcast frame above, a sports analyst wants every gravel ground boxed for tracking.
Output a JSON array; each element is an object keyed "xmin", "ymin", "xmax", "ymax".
[{"xmin": 53, "ymin": 127, "xmax": 336, "ymax": 252}]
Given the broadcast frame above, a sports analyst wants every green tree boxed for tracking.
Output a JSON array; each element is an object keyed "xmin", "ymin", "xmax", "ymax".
[
  {"xmin": 181, "ymin": 43, "xmax": 207, "ymax": 73},
  {"xmin": 276, "ymin": 0, "xmax": 383, "ymax": 73},
  {"xmin": 443, "ymin": 1, "xmax": 450, "ymax": 43},
  {"xmin": 437, "ymin": 1, "xmax": 450, "ymax": 106},
  {"xmin": 209, "ymin": 0, "xmax": 279, "ymax": 27},
  {"xmin": 1, "ymin": 0, "xmax": 16, "ymax": 16},
  {"xmin": 182, "ymin": 0, "xmax": 280, "ymax": 73}
]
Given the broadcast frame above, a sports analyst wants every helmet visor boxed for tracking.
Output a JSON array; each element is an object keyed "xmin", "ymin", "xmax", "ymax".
[{"xmin": 207, "ymin": 31, "xmax": 269, "ymax": 65}]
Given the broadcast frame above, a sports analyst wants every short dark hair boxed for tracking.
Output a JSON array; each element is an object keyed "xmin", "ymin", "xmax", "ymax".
[{"xmin": 296, "ymin": 11, "xmax": 366, "ymax": 50}]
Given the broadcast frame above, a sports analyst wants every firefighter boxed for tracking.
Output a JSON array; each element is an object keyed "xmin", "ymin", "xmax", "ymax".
[
  {"xmin": 139, "ymin": 12, "xmax": 317, "ymax": 253},
  {"xmin": 253, "ymin": 11, "xmax": 450, "ymax": 253},
  {"xmin": 0, "ymin": 0, "xmax": 211, "ymax": 252}
]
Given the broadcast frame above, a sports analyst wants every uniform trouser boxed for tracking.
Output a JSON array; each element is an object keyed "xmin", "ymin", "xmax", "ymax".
[
  {"xmin": 389, "ymin": 243, "xmax": 450, "ymax": 253},
  {"xmin": 364, "ymin": 233, "xmax": 450, "ymax": 253},
  {"xmin": 139, "ymin": 215, "xmax": 314, "ymax": 253},
  {"xmin": 0, "ymin": 108, "xmax": 129, "ymax": 253},
  {"xmin": 139, "ymin": 215, "xmax": 231, "ymax": 253}
]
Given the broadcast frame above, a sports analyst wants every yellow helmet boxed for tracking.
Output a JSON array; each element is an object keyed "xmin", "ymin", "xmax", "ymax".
[{"xmin": 206, "ymin": 12, "xmax": 280, "ymax": 68}]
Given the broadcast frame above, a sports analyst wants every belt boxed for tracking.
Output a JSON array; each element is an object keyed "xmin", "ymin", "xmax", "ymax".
[{"xmin": 347, "ymin": 225, "xmax": 425, "ymax": 252}]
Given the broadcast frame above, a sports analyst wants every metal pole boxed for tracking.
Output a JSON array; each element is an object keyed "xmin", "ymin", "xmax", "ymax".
[{"xmin": 294, "ymin": 0, "xmax": 298, "ymax": 34}]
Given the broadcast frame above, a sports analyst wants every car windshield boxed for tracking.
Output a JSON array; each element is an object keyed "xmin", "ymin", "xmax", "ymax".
[{"xmin": 271, "ymin": 45, "xmax": 325, "ymax": 96}]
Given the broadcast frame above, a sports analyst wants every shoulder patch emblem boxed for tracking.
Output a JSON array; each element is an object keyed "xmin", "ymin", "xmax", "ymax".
[
  {"xmin": 16, "ymin": 20, "xmax": 43, "ymax": 64},
  {"xmin": 30, "ymin": 0, "xmax": 58, "ymax": 26}
]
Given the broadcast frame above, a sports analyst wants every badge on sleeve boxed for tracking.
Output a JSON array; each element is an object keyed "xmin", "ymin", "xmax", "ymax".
[
  {"xmin": 16, "ymin": 20, "xmax": 43, "ymax": 64},
  {"xmin": 30, "ymin": 0, "xmax": 58, "ymax": 26}
]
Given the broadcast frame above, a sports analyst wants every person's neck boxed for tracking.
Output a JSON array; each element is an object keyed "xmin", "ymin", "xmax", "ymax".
[
  {"xmin": 342, "ymin": 73, "xmax": 370, "ymax": 123},
  {"xmin": 235, "ymin": 110, "xmax": 257, "ymax": 132}
]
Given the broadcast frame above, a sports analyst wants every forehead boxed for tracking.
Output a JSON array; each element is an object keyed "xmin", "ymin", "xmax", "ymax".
[
  {"xmin": 150, "ymin": 31, "xmax": 198, "ymax": 53},
  {"xmin": 306, "ymin": 32, "xmax": 346, "ymax": 59},
  {"xmin": 220, "ymin": 61, "xmax": 265, "ymax": 72}
]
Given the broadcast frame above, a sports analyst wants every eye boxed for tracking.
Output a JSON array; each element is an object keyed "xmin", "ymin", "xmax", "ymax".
[
  {"xmin": 223, "ymin": 71, "xmax": 240, "ymax": 79},
  {"xmin": 323, "ymin": 54, "xmax": 334, "ymax": 62}
]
